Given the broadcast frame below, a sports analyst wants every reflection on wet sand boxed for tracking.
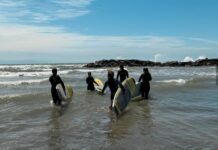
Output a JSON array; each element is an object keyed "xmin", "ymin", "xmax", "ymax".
[
  {"xmin": 48, "ymin": 108, "xmax": 65, "ymax": 150},
  {"xmin": 106, "ymin": 100, "xmax": 153, "ymax": 148}
]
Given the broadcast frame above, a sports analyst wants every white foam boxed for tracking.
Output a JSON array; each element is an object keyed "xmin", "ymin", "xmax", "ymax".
[
  {"xmin": 0, "ymin": 78, "xmax": 48, "ymax": 86},
  {"xmin": 0, "ymin": 64, "xmax": 53, "ymax": 70},
  {"xmin": 156, "ymin": 79, "xmax": 187, "ymax": 84},
  {"xmin": 197, "ymin": 72, "xmax": 216, "ymax": 77},
  {"xmin": 0, "ymin": 64, "xmax": 83, "ymax": 70},
  {"xmin": 0, "ymin": 94, "xmax": 23, "ymax": 99},
  {"xmin": 75, "ymin": 69, "xmax": 107, "ymax": 73},
  {"xmin": 0, "ymin": 70, "xmax": 72, "ymax": 77},
  {"xmin": 0, "ymin": 71, "xmax": 50, "ymax": 77}
]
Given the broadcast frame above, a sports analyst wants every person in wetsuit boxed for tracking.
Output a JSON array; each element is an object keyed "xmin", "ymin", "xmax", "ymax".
[
  {"xmin": 102, "ymin": 71, "xmax": 125, "ymax": 110},
  {"xmin": 86, "ymin": 72, "xmax": 98, "ymax": 91},
  {"xmin": 116, "ymin": 65, "xmax": 129, "ymax": 83},
  {"xmin": 138, "ymin": 68, "xmax": 152, "ymax": 99},
  {"xmin": 49, "ymin": 68, "xmax": 66, "ymax": 105}
]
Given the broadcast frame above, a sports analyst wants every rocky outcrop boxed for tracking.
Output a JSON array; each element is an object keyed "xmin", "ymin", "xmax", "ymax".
[{"xmin": 84, "ymin": 58, "xmax": 218, "ymax": 68}]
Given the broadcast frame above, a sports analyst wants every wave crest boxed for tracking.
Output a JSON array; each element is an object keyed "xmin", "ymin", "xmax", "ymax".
[
  {"xmin": 0, "ymin": 78, "xmax": 48, "ymax": 86},
  {"xmin": 156, "ymin": 79, "xmax": 187, "ymax": 84}
]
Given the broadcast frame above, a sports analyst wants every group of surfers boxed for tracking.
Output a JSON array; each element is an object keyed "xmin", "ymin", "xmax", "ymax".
[{"xmin": 49, "ymin": 65, "xmax": 152, "ymax": 109}]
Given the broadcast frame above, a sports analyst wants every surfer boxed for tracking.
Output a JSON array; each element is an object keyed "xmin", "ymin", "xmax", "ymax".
[
  {"xmin": 138, "ymin": 68, "xmax": 152, "ymax": 99},
  {"xmin": 86, "ymin": 72, "xmax": 98, "ymax": 91},
  {"xmin": 49, "ymin": 68, "xmax": 66, "ymax": 105},
  {"xmin": 116, "ymin": 65, "xmax": 129, "ymax": 83},
  {"xmin": 102, "ymin": 71, "xmax": 125, "ymax": 110}
]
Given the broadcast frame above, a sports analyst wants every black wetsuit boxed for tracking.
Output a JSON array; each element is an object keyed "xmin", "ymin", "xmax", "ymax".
[
  {"xmin": 49, "ymin": 75, "xmax": 65, "ymax": 105},
  {"xmin": 103, "ymin": 78, "xmax": 120, "ymax": 100},
  {"xmin": 86, "ymin": 76, "xmax": 95, "ymax": 91},
  {"xmin": 117, "ymin": 69, "xmax": 129, "ymax": 83},
  {"xmin": 102, "ymin": 78, "xmax": 125, "ymax": 110},
  {"xmin": 138, "ymin": 73, "xmax": 152, "ymax": 99}
]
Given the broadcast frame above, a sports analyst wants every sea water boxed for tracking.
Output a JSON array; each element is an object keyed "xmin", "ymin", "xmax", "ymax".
[{"xmin": 0, "ymin": 64, "xmax": 218, "ymax": 150}]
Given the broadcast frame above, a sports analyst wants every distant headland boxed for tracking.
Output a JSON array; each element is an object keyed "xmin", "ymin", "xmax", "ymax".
[{"xmin": 85, "ymin": 58, "xmax": 218, "ymax": 67}]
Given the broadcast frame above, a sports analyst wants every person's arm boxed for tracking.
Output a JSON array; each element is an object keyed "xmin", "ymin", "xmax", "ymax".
[
  {"xmin": 126, "ymin": 70, "xmax": 129, "ymax": 78},
  {"xmin": 49, "ymin": 76, "xmax": 57, "ymax": 87},
  {"xmin": 58, "ymin": 76, "xmax": 66, "ymax": 91},
  {"xmin": 138, "ymin": 74, "xmax": 142, "ymax": 82},
  {"xmin": 116, "ymin": 71, "xmax": 120, "ymax": 80},
  {"xmin": 149, "ymin": 73, "xmax": 152, "ymax": 81},
  {"xmin": 49, "ymin": 77, "xmax": 54, "ymax": 86},
  {"xmin": 102, "ymin": 81, "xmax": 108, "ymax": 93},
  {"xmin": 92, "ymin": 78, "xmax": 98, "ymax": 85},
  {"xmin": 117, "ymin": 80, "xmax": 125, "ymax": 93},
  {"xmin": 86, "ymin": 78, "xmax": 89, "ymax": 84}
]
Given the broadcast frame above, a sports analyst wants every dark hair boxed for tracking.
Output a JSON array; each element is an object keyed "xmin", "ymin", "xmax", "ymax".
[
  {"xmin": 143, "ymin": 68, "xmax": 148, "ymax": 72},
  {"xmin": 108, "ymin": 70, "xmax": 114, "ymax": 78},
  {"xmin": 52, "ymin": 68, "xmax": 57, "ymax": 74}
]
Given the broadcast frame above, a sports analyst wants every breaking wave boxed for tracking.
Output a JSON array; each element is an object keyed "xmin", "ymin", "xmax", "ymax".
[{"xmin": 0, "ymin": 78, "xmax": 48, "ymax": 86}]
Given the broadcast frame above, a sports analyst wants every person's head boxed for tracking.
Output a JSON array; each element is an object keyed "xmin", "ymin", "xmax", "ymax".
[
  {"xmin": 120, "ymin": 65, "xmax": 124, "ymax": 70},
  {"xmin": 143, "ymin": 68, "xmax": 149, "ymax": 73},
  {"xmin": 52, "ymin": 68, "xmax": 57, "ymax": 75},
  {"xmin": 108, "ymin": 70, "xmax": 114, "ymax": 79},
  {"xmin": 88, "ymin": 72, "xmax": 91, "ymax": 77}
]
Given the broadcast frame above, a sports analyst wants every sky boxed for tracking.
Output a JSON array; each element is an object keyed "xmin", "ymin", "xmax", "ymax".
[{"xmin": 0, "ymin": 0, "xmax": 218, "ymax": 64}]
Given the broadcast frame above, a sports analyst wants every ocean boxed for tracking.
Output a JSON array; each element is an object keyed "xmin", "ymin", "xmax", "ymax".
[{"xmin": 0, "ymin": 64, "xmax": 218, "ymax": 150}]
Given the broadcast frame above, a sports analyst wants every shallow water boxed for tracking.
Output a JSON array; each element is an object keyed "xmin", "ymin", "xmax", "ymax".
[{"xmin": 0, "ymin": 64, "xmax": 218, "ymax": 150}]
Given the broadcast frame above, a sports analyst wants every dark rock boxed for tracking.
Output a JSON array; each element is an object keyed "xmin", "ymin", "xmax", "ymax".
[{"xmin": 84, "ymin": 58, "xmax": 218, "ymax": 68}]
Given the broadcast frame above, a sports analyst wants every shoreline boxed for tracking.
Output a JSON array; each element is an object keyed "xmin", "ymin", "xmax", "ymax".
[{"xmin": 85, "ymin": 58, "xmax": 218, "ymax": 68}]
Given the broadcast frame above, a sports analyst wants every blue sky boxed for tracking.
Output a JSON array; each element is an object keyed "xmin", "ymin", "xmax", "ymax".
[{"xmin": 0, "ymin": 0, "xmax": 218, "ymax": 64}]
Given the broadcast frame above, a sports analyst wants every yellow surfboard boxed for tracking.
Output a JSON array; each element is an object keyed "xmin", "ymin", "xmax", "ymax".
[{"xmin": 94, "ymin": 78, "xmax": 104, "ymax": 93}]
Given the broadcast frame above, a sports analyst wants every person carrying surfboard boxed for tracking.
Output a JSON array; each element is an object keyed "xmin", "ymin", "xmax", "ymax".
[
  {"xmin": 116, "ymin": 65, "xmax": 129, "ymax": 83},
  {"xmin": 102, "ymin": 71, "xmax": 125, "ymax": 110},
  {"xmin": 138, "ymin": 68, "xmax": 152, "ymax": 99},
  {"xmin": 49, "ymin": 68, "xmax": 66, "ymax": 105},
  {"xmin": 86, "ymin": 72, "xmax": 98, "ymax": 91}
]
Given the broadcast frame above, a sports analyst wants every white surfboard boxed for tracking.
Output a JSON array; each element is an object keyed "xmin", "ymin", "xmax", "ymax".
[
  {"xmin": 132, "ymin": 82, "xmax": 141, "ymax": 98},
  {"xmin": 112, "ymin": 78, "xmax": 136, "ymax": 116},
  {"xmin": 55, "ymin": 84, "xmax": 73, "ymax": 106}
]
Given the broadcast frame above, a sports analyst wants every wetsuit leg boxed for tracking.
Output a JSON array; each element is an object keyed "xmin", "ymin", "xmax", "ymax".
[
  {"xmin": 140, "ymin": 84, "xmax": 145, "ymax": 98},
  {"xmin": 51, "ymin": 88, "xmax": 59, "ymax": 105},
  {"xmin": 57, "ymin": 97, "xmax": 62, "ymax": 105},
  {"xmin": 110, "ymin": 93, "xmax": 115, "ymax": 100},
  {"xmin": 144, "ymin": 84, "xmax": 150, "ymax": 99},
  {"xmin": 110, "ymin": 93, "xmax": 115, "ymax": 110},
  {"xmin": 87, "ymin": 85, "xmax": 95, "ymax": 91}
]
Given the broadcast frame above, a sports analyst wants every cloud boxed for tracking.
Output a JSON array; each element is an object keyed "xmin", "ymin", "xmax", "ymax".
[
  {"xmin": 0, "ymin": 0, "xmax": 25, "ymax": 7},
  {"xmin": 0, "ymin": 24, "xmax": 218, "ymax": 63},
  {"xmin": 55, "ymin": 9, "xmax": 90, "ymax": 19},
  {"xmin": 53, "ymin": 0, "xmax": 94, "ymax": 7},
  {"xmin": 0, "ymin": 0, "xmax": 93, "ymax": 23}
]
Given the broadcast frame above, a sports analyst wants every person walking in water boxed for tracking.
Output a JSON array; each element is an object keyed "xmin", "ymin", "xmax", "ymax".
[
  {"xmin": 138, "ymin": 68, "xmax": 152, "ymax": 99},
  {"xmin": 117, "ymin": 65, "xmax": 129, "ymax": 83},
  {"xmin": 86, "ymin": 72, "xmax": 98, "ymax": 91},
  {"xmin": 49, "ymin": 68, "xmax": 66, "ymax": 105},
  {"xmin": 102, "ymin": 71, "xmax": 125, "ymax": 110}
]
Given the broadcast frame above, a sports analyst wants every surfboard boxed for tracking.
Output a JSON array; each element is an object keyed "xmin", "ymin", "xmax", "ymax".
[
  {"xmin": 94, "ymin": 78, "xmax": 104, "ymax": 93},
  {"xmin": 55, "ymin": 84, "xmax": 73, "ymax": 106},
  {"xmin": 132, "ymin": 82, "xmax": 141, "ymax": 98},
  {"xmin": 112, "ymin": 78, "xmax": 136, "ymax": 116}
]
